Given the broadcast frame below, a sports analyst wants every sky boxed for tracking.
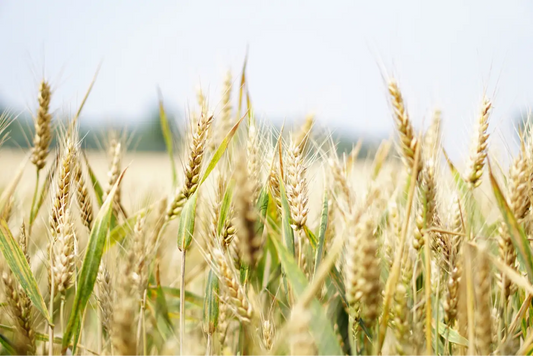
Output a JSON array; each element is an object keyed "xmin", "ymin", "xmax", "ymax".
[{"xmin": 1, "ymin": 1, "xmax": 532, "ymax": 157}]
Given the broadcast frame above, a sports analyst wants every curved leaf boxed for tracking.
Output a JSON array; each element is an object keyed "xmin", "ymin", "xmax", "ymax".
[
  {"xmin": 177, "ymin": 192, "xmax": 198, "ymax": 251},
  {"xmin": 30, "ymin": 153, "xmax": 58, "ymax": 226},
  {"xmin": 148, "ymin": 286, "xmax": 204, "ymax": 307},
  {"xmin": 217, "ymin": 181, "xmax": 235, "ymax": 235},
  {"xmin": 83, "ymin": 152, "xmax": 104, "ymax": 207},
  {"xmin": 0, "ymin": 220, "xmax": 50, "ymax": 322},
  {"xmin": 157, "ymin": 90, "xmax": 177, "ymax": 187},
  {"xmin": 107, "ymin": 204, "xmax": 153, "ymax": 250},
  {"xmin": 0, "ymin": 155, "xmax": 28, "ymax": 213},
  {"xmin": 314, "ymin": 191, "xmax": 329, "ymax": 278},
  {"xmin": 270, "ymin": 230, "xmax": 343, "ymax": 355},
  {"xmin": 203, "ymin": 270, "xmax": 219, "ymax": 334},
  {"xmin": 200, "ymin": 114, "xmax": 246, "ymax": 186},
  {"xmin": 489, "ymin": 160, "xmax": 533, "ymax": 282},
  {"xmin": 0, "ymin": 333, "xmax": 16, "ymax": 355},
  {"xmin": 255, "ymin": 186, "xmax": 270, "ymax": 237},
  {"xmin": 62, "ymin": 169, "xmax": 126, "ymax": 354},
  {"xmin": 279, "ymin": 179, "xmax": 295, "ymax": 256},
  {"xmin": 436, "ymin": 321, "xmax": 468, "ymax": 347}
]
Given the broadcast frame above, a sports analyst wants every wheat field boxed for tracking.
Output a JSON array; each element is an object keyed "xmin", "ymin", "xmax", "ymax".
[{"xmin": 0, "ymin": 69, "xmax": 531, "ymax": 356}]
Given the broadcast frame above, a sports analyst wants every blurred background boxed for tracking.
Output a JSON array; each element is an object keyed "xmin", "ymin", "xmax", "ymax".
[{"xmin": 0, "ymin": 1, "xmax": 532, "ymax": 159}]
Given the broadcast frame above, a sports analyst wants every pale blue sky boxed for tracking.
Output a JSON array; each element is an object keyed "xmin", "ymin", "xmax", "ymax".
[{"xmin": 1, "ymin": 1, "xmax": 532, "ymax": 155}]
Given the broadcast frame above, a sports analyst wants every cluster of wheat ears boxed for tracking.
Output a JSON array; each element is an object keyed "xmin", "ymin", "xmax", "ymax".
[{"xmin": 0, "ymin": 66, "xmax": 532, "ymax": 356}]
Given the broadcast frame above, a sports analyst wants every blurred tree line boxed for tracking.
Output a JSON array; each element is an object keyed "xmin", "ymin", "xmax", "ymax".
[
  {"xmin": 0, "ymin": 101, "xmax": 370, "ymax": 155},
  {"xmin": 0, "ymin": 105, "xmax": 178, "ymax": 151}
]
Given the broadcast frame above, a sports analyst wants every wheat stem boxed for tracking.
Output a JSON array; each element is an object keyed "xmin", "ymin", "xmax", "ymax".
[
  {"xmin": 424, "ymin": 224, "xmax": 432, "ymax": 355},
  {"xmin": 49, "ymin": 255, "xmax": 55, "ymax": 356},
  {"xmin": 377, "ymin": 134, "xmax": 421, "ymax": 353},
  {"xmin": 28, "ymin": 168, "xmax": 40, "ymax": 236},
  {"xmin": 180, "ymin": 249, "xmax": 187, "ymax": 356}
]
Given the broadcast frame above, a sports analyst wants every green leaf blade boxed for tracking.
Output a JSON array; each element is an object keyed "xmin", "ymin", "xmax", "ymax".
[
  {"xmin": 62, "ymin": 169, "xmax": 126, "ymax": 353},
  {"xmin": 200, "ymin": 114, "xmax": 246, "ymax": 186},
  {"xmin": 270, "ymin": 231, "xmax": 343, "ymax": 355},
  {"xmin": 177, "ymin": 192, "xmax": 198, "ymax": 251},
  {"xmin": 203, "ymin": 270, "xmax": 219, "ymax": 334},
  {"xmin": 0, "ymin": 221, "xmax": 50, "ymax": 323},
  {"xmin": 158, "ymin": 92, "xmax": 177, "ymax": 187},
  {"xmin": 488, "ymin": 162, "xmax": 533, "ymax": 282},
  {"xmin": 314, "ymin": 191, "xmax": 329, "ymax": 278},
  {"xmin": 83, "ymin": 152, "xmax": 104, "ymax": 207},
  {"xmin": 279, "ymin": 179, "xmax": 295, "ymax": 256},
  {"xmin": 217, "ymin": 181, "xmax": 235, "ymax": 235}
]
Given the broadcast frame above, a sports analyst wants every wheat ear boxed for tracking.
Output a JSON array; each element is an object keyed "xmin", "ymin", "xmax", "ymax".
[
  {"xmin": 112, "ymin": 252, "xmax": 137, "ymax": 355},
  {"xmin": 285, "ymin": 135, "xmax": 309, "ymax": 231},
  {"xmin": 49, "ymin": 136, "xmax": 74, "ymax": 237},
  {"xmin": 97, "ymin": 262, "xmax": 114, "ymax": 335},
  {"xmin": 509, "ymin": 146, "xmax": 530, "ymax": 222},
  {"xmin": 466, "ymin": 98, "xmax": 491, "ymax": 188},
  {"xmin": 392, "ymin": 283, "xmax": 410, "ymax": 355},
  {"xmin": 236, "ymin": 153, "xmax": 261, "ymax": 267},
  {"xmin": 167, "ymin": 112, "xmax": 214, "ymax": 220},
  {"xmin": 2, "ymin": 270, "xmax": 36, "ymax": 355},
  {"xmin": 496, "ymin": 150, "xmax": 528, "ymax": 304},
  {"xmin": 262, "ymin": 319, "xmax": 274, "ymax": 351},
  {"xmin": 413, "ymin": 161, "xmax": 438, "ymax": 251},
  {"xmin": 31, "ymin": 80, "xmax": 53, "ymax": 171},
  {"xmin": 211, "ymin": 70, "xmax": 233, "ymax": 151},
  {"xmin": 294, "ymin": 113, "xmax": 314, "ymax": 154},
  {"xmin": 130, "ymin": 215, "xmax": 149, "ymax": 299},
  {"xmin": 246, "ymin": 118, "xmax": 261, "ymax": 204},
  {"xmin": 51, "ymin": 209, "xmax": 76, "ymax": 294},
  {"xmin": 423, "ymin": 108, "xmax": 442, "ymax": 160},
  {"xmin": 1, "ymin": 195, "xmax": 14, "ymax": 223},
  {"xmin": 388, "ymin": 79, "xmax": 421, "ymax": 174},
  {"xmin": 103, "ymin": 137, "xmax": 122, "ymax": 214},
  {"xmin": 357, "ymin": 217, "xmax": 381, "ymax": 330},
  {"xmin": 74, "ymin": 157, "xmax": 93, "ymax": 231},
  {"xmin": 329, "ymin": 154, "xmax": 353, "ymax": 210},
  {"xmin": 443, "ymin": 195, "xmax": 464, "ymax": 327},
  {"xmin": 212, "ymin": 248, "xmax": 254, "ymax": 323},
  {"xmin": 1, "ymin": 224, "xmax": 36, "ymax": 354}
]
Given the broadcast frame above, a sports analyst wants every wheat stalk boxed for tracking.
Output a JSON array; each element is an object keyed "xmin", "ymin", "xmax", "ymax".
[{"xmin": 474, "ymin": 247, "xmax": 492, "ymax": 355}]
